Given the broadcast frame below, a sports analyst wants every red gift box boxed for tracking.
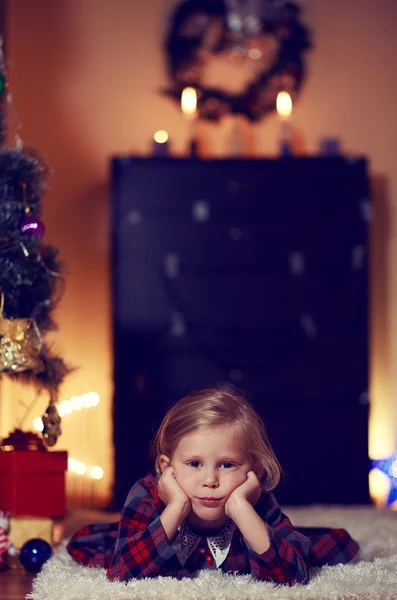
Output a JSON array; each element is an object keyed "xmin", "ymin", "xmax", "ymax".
[{"xmin": 0, "ymin": 450, "xmax": 68, "ymax": 517}]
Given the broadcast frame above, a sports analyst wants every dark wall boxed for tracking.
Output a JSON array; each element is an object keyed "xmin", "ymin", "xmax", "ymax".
[{"xmin": 0, "ymin": 1, "xmax": 7, "ymax": 44}]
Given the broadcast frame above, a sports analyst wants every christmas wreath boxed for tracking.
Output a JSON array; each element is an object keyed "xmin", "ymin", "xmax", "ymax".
[{"xmin": 163, "ymin": 0, "xmax": 312, "ymax": 122}]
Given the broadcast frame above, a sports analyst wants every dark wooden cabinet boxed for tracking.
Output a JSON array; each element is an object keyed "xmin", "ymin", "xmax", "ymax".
[{"xmin": 111, "ymin": 156, "xmax": 370, "ymax": 509}]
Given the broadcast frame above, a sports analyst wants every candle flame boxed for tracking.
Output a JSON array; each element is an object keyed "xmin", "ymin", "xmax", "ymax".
[
  {"xmin": 276, "ymin": 91, "xmax": 292, "ymax": 118},
  {"xmin": 181, "ymin": 87, "xmax": 197, "ymax": 118},
  {"xmin": 154, "ymin": 130, "xmax": 169, "ymax": 144}
]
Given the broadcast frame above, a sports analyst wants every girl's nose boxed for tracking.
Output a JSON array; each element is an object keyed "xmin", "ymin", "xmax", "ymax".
[{"xmin": 203, "ymin": 468, "xmax": 219, "ymax": 488}]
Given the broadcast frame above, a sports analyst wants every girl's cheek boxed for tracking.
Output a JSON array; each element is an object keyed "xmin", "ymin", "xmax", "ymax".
[
  {"xmin": 179, "ymin": 472, "xmax": 195, "ymax": 489},
  {"xmin": 174, "ymin": 471, "xmax": 187, "ymax": 486},
  {"xmin": 235, "ymin": 472, "xmax": 249, "ymax": 488}
]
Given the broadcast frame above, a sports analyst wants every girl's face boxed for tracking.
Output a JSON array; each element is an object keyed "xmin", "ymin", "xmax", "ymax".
[{"xmin": 160, "ymin": 425, "xmax": 252, "ymax": 531}]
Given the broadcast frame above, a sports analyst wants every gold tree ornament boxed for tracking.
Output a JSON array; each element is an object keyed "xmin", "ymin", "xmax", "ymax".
[
  {"xmin": 0, "ymin": 296, "xmax": 45, "ymax": 374},
  {"xmin": 41, "ymin": 401, "xmax": 62, "ymax": 447}
]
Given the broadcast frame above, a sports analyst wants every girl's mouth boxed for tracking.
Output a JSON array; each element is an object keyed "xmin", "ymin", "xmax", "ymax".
[{"xmin": 198, "ymin": 497, "xmax": 223, "ymax": 508}]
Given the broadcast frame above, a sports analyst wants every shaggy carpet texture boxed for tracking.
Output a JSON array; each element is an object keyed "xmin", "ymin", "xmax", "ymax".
[{"xmin": 28, "ymin": 506, "xmax": 397, "ymax": 600}]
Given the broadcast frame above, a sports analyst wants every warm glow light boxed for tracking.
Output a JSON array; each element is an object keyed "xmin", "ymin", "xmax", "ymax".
[
  {"xmin": 79, "ymin": 392, "xmax": 100, "ymax": 408},
  {"xmin": 369, "ymin": 468, "xmax": 391, "ymax": 508},
  {"xmin": 71, "ymin": 396, "xmax": 84, "ymax": 411},
  {"xmin": 59, "ymin": 400, "xmax": 72, "ymax": 416},
  {"xmin": 90, "ymin": 466, "xmax": 104, "ymax": 480},
  {"xmin": 276, "ymin": 91, "xmax": 292, "ymax": 118},
  {"xmin": 32, "ymin": 392, "xmax": 101, "ymax": 427},
  {"xmin": 75, "ymin": 460, "xmax": 87, "ymax": 475},
  {"xmin": 33, "ymin": 417, "xmax": 44, "ymax": 432},
  {"xmin": 154, "ymin": 130, "xmax": 169, "ymax": 144},
  {"xmin": 68, "ymin": 457, "xmax": 105, "ymax": 479},
  {"xmin": 181, "ymin": 87, "xmax": 197, "ymax": 118}
]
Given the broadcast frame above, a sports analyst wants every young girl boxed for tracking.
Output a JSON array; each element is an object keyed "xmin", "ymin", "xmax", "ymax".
[{"xmin": 67, "ymin": 388, "xmax": 359, "ymax": 585}]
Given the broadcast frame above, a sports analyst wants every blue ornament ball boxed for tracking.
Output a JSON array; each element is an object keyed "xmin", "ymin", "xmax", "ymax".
[{"xmin": 19, "ymin": 538, "xmax": 53, "ymax": 573}]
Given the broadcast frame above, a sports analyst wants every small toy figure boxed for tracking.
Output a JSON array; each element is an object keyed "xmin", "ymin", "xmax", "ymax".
[{"xmin": 0, "ymin": 510, "xmax": 12, "ymax": 570}]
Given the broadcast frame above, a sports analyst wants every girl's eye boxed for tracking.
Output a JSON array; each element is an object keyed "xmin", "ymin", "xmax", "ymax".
[
  {"xmin": 187, "ymin": 461, "xmax": 201, "ymax": 468},
  {"xmin": 221, "ymin": 462, "xmax": 236, "ymax": 469}
]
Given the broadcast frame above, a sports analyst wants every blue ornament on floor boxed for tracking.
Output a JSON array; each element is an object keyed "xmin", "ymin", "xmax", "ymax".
[{"xmin": 19, "ymin": 538, "xmax": 53, "ymax": 573}]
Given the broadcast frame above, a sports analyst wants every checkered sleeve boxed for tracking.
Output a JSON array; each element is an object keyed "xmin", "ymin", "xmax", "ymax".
[
  {"xmin": 106, "ymin": 479, "xmax": 180, "ymax": 581},
  {"xmin": 245, "ymin": 493, "xmax": 311, "ymax": 585},
  {"xmin": 297, "ymin": 525, "xmax": 360, "ymax": 567}
]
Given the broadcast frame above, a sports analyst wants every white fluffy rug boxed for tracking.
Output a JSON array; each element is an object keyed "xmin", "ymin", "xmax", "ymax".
[{"xmin": 28, "ymin": 506, "xmax": 397, "ymax": 600}]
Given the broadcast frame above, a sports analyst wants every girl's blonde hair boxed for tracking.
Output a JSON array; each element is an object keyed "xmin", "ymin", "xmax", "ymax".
[{"xmin": 152, "ymin": 387, "xmax": 281, "ymax": 492}]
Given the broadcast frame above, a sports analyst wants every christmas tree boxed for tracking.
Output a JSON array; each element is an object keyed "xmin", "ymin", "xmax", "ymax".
[{"xmin": 0, "ymin": 37, "xmax": 70, "ymax": 448}]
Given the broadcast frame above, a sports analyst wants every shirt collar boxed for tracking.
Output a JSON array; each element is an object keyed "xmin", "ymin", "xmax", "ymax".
[{"xmin": 177, "ymin": 519, "xmax": 236, "ymax": 568}]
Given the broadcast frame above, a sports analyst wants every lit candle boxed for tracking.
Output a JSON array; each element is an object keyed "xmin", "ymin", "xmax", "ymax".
[
  {"xmin": 181, "ymin": 86, "xmax": 197, "ymax": 118},
  {"xmin": 152, "ymin": 130, "xmax": 169, "ymax": 157},
  {"xmin": 181, "ymin": 87, "xmax": 199, "ymax": 157},
  {"xmin": 276, "ymin": 91, "xmax": 293, "ymax": 157}
]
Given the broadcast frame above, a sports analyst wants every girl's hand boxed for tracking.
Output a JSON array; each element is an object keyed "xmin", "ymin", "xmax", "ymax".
[
  {"xmin": 224, "ymin": 471, "xmax": 261, "ymax": 519},
  {"xmin": 158, "ymin": 467, "xmax": 191, "ymax": 517}
]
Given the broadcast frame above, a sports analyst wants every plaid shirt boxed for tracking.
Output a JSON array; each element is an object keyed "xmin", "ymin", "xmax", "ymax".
[{"xmin": 67, "ymin": 472, "xmax": 359, "ymax": 585}]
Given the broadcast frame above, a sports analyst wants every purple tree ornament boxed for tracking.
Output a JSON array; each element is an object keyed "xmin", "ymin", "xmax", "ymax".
[{"xmin": 21, "ymin": 214, "xmax": 45, "ymax": 239}]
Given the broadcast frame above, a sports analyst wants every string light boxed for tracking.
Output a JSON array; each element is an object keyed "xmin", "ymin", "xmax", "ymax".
[
  {"xmin": 68, "ymin": 457, "xmax": 104, "ymax": 479},
  {"xmin": 58, "ymin": 392, "xmax": 100, "ymax": 416},
  {"xmin": 33, "ymin": 391, "xmax": 100, "ymax": 431},
  {"xmin": 89, "ymin": 466, "xmax": 104, "ymax": 480},
  {"xmin": 68, "ymin": 458, "xmax": 86, "ymax": 475},
  {"xmin": 33, "ymin": 417, "xmax": 44, "ymax": 432},
  {"xmin": 33, "ymin": 393, "xmax": 104, "ymax": 487}
]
